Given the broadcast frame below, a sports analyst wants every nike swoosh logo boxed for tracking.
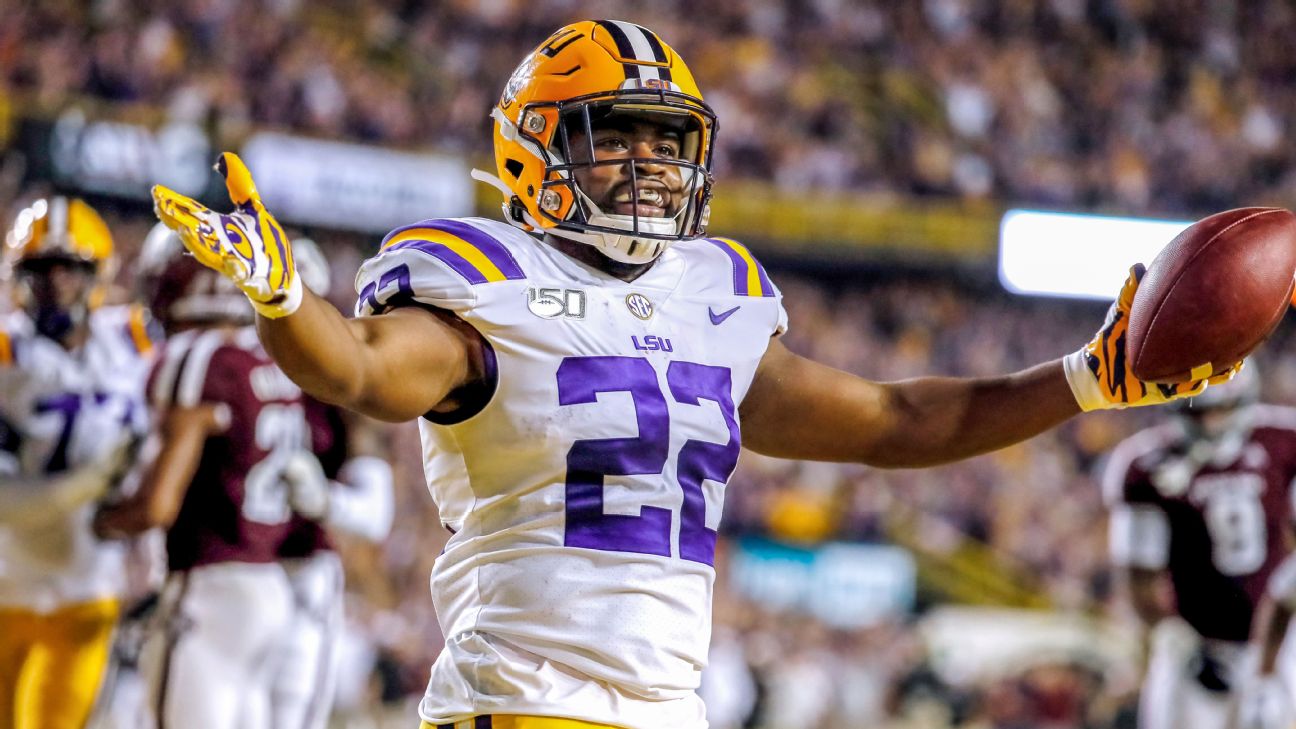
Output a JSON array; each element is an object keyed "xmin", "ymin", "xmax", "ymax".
[{"xmin": 709, "ymin": 305, "xmax": 740, "ymax": 325}]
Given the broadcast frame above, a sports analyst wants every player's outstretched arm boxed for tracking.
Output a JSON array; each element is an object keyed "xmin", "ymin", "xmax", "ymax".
[
  {"xmin": 255, "ymin": 293, "xmax": 477, "ymax": 422},
  {"xmin": 741, "ymin": 267, "xmax": 1239, "ymax": 468},
  {"xmin": 740, "ymin": 340, "xmax": 1078, "ymax": 467},
  {"xmin": 152, "ymin": 153, "xmax": 478, "ymax": 422},
  {"xmin": 0, "ymin": 468, "xmax": 114, "ymax": 526}
]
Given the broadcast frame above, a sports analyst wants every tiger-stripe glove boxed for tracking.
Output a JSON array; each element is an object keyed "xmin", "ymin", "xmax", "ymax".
[
  {"xmin": 1063, "ymin": 264, "xmax": 1241, "ymax": 411},
  {"xmin": 151, "ymin": 153, "xmax": 301, "ymax": 318}
]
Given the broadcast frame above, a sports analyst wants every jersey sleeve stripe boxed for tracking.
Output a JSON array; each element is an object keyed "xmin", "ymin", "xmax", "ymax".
[
  {"xmin": 175, "ymin": 330, "xmax": 224, "ymax": 408},
  {"xmin": 381, "ymin": 223, "xmax": 525, "ymax": 284},
  {"xmin": 425, "ymin": 220, "xmax": 525, "ymax": 279},
  {"xmin": 385, "ymin": 233, "xmax": 496, "ymax": 284},
  {"xmin": 150, "ymin": 331, "xmax": 195, "ymax": 409},
  {"xmin": 126, "ymin": 305, "xmax": 154, "ymax": 355},
  {"xmin": 707, "ymin": 238, "xmax": 775, "ymax": 297}
]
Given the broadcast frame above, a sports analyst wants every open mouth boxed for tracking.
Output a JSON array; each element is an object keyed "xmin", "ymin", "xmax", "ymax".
[{"xmin": 611, "ymin": 186, "xmax": 671, "ymax": 217}]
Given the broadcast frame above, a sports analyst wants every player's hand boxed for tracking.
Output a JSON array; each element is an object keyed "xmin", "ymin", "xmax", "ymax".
[
  {"xmin": 151, "ymin": 152, "xmax": 301, "ymax": 318},
  {"xmin": 1235, "ymin": 674, "xmax": 1295, "ymax": 729},
  {"xmin": 1063, "ymin": 264, "xmax": 1242, "ymax": 411},
  {"xmin": 282, "ymin": 450, "xmax": 330, "ymax": 520}
]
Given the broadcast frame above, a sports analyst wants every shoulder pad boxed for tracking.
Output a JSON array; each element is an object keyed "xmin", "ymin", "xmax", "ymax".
[
  {"xmin": 148, "ymin": 329, "xmax": 230, "ymax": 409},
  {"xmin": 1102, "ymin": 425, "xmax": 1179, "ymax": 506},
  {"xmin": 88, "ymin": 304, "xmax": 159, "ymax": 358},
  {"xmin": 0, "ymin": 313, "xmax": 33, "ymax": 368},
  {"xmin": 1248, "ymin": 405, "xmax": 1296, "ymax": 434},
  {"xmin": 676, "ymin": 236, "xmax": 788, "ymax": 335},
  {"xmin": 355, "ymin": 218, "xmax": 526, "ymax": 316}
]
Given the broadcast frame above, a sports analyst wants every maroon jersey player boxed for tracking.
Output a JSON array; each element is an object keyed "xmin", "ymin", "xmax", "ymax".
[
  {"xmin": 94, "ymin": 225, "xmax": 312, "ymax": 729},
  {"xmin": 1104, "ymin": 364, "xmax": 1296, "ymax": 729}
]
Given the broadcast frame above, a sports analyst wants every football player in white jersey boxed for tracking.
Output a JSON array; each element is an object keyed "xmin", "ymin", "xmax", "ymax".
[
  {"xmin": 0, "ymin": 197, "xmax": 153, "ymax": 729},
  {"xmin": 148, "ymin": 20, "xmax": 1239, "ymax": 729}
]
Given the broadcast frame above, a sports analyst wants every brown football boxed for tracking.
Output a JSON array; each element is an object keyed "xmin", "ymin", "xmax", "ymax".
[{"xmin": 1127, "ymin": 207, "xmax": 1296, "ymax": 383}]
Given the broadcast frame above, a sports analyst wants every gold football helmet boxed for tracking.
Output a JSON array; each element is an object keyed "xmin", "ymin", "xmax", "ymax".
[
  {"xmin": 4, "ymin": 197, "xmax": 115, "ymax": 277},
  {"xmin": 4, "ymin": 197, "xmax": 116, "ymax": 340},
  {"xmin": 479, "ymin": 20, "xmax": 717, "ymax": 264}
]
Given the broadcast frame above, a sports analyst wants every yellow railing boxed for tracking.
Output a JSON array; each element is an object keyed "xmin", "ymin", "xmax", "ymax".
[
  {"xmin": 708, "ymin": 181, "xmax": 1002, "ymax": 259},
  {"xmin": 473, "ymin": 178, "xmax": 1003, "ymax": 259},
  {"xmin": 884, "ymin": 510, "xmax": 1053, "ymax": 609}
]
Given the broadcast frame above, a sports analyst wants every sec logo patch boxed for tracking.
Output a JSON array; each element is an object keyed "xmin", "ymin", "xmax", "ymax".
[{"xmin": 625, "ymin": 293, "xmax": 653, "ymax": 320}]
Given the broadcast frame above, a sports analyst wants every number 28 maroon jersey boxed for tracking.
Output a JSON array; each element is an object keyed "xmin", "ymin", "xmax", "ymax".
[
  {"xmin": 1104, "ymin": 406, "xmax": 1296, "ymax": 642},
  {"xmin": 148, "ymin": 326, "xmax": 307, "ymax": 572}
]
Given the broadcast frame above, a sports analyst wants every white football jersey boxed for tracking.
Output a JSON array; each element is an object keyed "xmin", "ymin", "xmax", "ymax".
[
  {"xmin": 355, "ymin": 218, "xmax": 786, "ymax": 728},
  {"xmin": 0, "ymin": 305, "xmax": 153, "ymax": 610}
]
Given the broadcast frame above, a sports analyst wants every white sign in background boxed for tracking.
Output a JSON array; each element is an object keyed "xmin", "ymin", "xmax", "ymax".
[
  {"xmin": 50, "ymin": 109, "xmax": 211, "ymax": 198},
  {"xmin": 998, "ymin": 209, "xmax": 1193, "ymax": 300},
  {"xmin": 241, "ymin": 132, "xmax": 474, "ymax": 234},
  {"xmin": 729, "ymin": 538, "xmax": 916, "ymax": 629}
]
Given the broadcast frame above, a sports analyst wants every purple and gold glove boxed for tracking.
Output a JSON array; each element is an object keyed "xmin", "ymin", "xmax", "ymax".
[{"xmin": 152, "ymin": 153, "xmax": 301, "ymax": 318}]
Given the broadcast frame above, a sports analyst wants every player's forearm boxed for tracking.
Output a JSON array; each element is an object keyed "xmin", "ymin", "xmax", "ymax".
[
  {"xmin": 1255, "ymin": 598, "xmax": 1292, "ymax": 674},
  {"xmin": 256, "ymin": 290, "xmax": 372, "ymax": 409},
  {"xmin": 742, "ymin": 345, "xmax": 1081, "ymax": 467},
  {"xmin": 95, "ymin": 407, "xmax": 211, "ymax": 538},
  {"xmin": 261, "ymin": 297, "xmax": 475, "ymax": 422},
  {"xmin": 876, "ymin": 359, "xmax": 1080, "ymax": 467},
  {"xmin": 0, "ymin": 467, "xmax": 108, "ymax": 525},
  {"xmin": 1126, "ymin": 569, "xmax": 1174, "ymax": 628}
]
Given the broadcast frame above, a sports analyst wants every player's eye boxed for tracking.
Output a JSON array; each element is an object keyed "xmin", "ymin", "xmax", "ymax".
[
  {"xmin": 655, "ymin": 142, "xmax": 681, "ymax": 159},
  {"xmin": 595, "ymin": 136, "xmax": 629, "ymax": 152}
]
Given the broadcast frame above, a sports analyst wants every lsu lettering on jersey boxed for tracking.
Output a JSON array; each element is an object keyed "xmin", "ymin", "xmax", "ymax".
[
  {"xmin": 0, "ymin": 305, "xmax": 153, "ymax": 611},
  {"xmin": 355, "ymin": 218, "xmax": 786, "ymax": 729}
]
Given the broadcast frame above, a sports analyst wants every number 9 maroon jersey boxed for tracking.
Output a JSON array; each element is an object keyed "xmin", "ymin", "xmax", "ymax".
[
  {"xmin": 148, "ymin": 327, "xmax": 307, "ymax": 571},
  {"xmin": 1104, "ymin": 406, "xmax": 1296, "ymax": 642}
]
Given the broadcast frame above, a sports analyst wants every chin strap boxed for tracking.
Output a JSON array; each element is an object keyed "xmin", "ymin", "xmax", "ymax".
[
  {"xmin": 471, "ymin": 168, "xmax": 546, "ymax": 230},
  {"xmin": 470, "ymin": 168, "xmax": 512, "ymax": 198}
]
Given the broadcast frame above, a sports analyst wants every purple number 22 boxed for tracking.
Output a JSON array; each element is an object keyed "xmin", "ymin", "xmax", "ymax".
[{"xmin": 556, "ymin": 356, "xmax": 740, "ymax": 566}]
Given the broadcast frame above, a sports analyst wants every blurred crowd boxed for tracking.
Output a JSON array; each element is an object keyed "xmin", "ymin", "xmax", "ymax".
[{"xmin": 7, "ymin": 0, "xmax": 1296, "ymax": 213}]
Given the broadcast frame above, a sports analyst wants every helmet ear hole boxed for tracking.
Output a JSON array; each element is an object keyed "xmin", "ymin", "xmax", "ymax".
[{"xmin": 505, "ymin": 159, "xmax": 525, "ymax": 178}]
